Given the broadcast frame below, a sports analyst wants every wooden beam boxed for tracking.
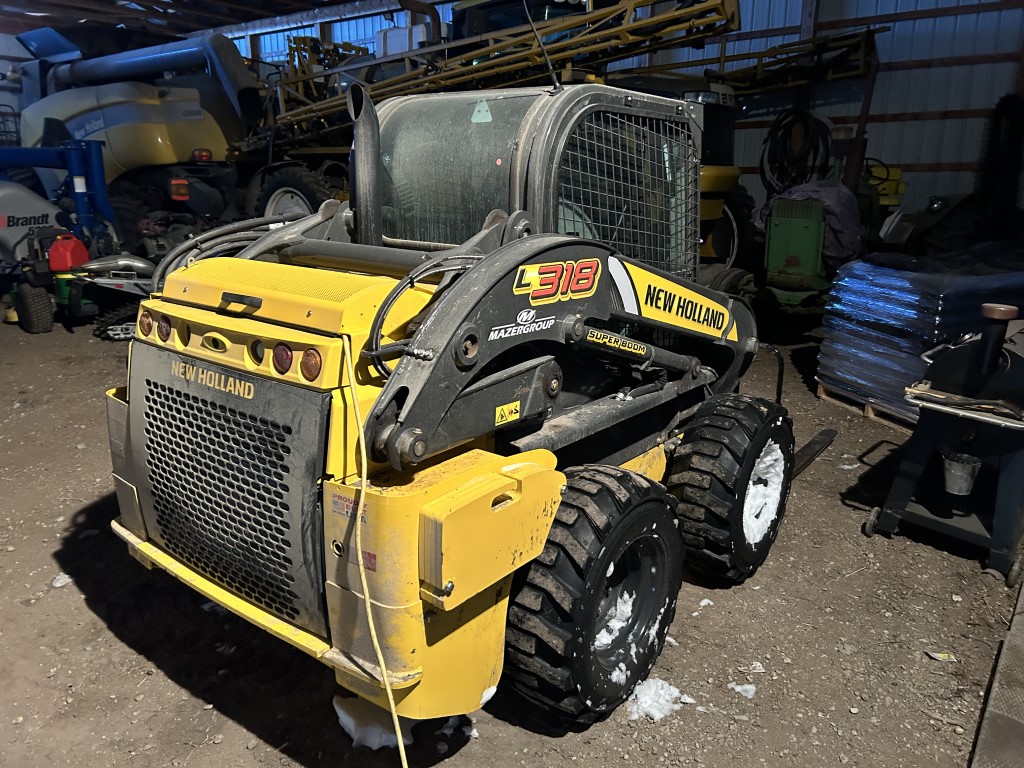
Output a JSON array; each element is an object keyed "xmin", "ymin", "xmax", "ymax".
[
  {"xmin": 737, "ymin": 108, "xmax": 994, "ymax": 130},
  {"xmin": 800, "ymin": 0, "xmax": 817, "ymax": 39},
  {"xmin": 881, "ymin": 52, "xmax": 1020, "ymax": 72},
  {"xmin": 1017, "ymin": 41, "xmax": 1024, "ymax": 96},
  {"xmin": 739, "ymin": 162, "xmax": 977, "ymax": 174}
]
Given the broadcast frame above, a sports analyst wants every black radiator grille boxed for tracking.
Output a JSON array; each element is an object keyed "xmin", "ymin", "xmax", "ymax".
[{"xmin": 143, "ymin": 380, "xmax": 301, "ymax": 621}]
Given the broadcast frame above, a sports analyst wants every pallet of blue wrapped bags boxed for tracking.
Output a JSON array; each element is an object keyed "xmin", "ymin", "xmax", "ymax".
[{"xmin": 816, "ymin": 244, "xmax": 1024, "ymax": 424}]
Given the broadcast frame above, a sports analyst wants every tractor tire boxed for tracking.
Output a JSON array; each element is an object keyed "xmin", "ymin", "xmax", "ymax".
[
  {"xmin": 668, "ymin": 393, "xmax": 794, "ymax": 583},
  {"xmin": 93, "ymin": 302, "xmax": 139, "ymax": 341},
  {"xmin": 15, "ymin": 282, "xmax": 54, "ymax": 334},
  {"xmin": 503, "ymin": 465, "xmax": 684, "ymax": 724},
  {"xmin": 711, "ymin": 185, "xmax": 757, "ymax": 270},
  {"xmin": 110, "ymin": 195, "xmax": 148, "ymax": 256},
  {"xmin": 705, "ymin": 266, "xmax": 757, "ymax": 304},
  {"xmin": 254, "ymin": 168, "xmax": 333, "ymax": 218}
]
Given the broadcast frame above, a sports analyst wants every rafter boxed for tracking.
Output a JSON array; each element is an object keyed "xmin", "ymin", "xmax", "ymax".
[{"xmin": 0, "ymin": 0, "xmax": 334, "ymax": 37}]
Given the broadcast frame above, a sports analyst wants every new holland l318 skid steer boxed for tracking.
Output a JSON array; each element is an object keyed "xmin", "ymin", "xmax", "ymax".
[{"xmin": 105, "ymin": 84, "xmax": 795, "ymax": 731}]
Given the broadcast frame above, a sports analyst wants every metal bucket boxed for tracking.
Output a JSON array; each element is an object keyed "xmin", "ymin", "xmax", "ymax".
[{"xmin": 942, "ymin": 451, "xmax": 982, "ymax": 496}]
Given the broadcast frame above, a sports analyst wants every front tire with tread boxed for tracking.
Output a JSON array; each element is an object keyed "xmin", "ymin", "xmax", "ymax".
[
  {"xmin": 668, "ymin": 393, "xmax": 794, "ymax": 583},
  {"xmin": 503, "ymin": 465, "xmax": 684, "ymax": 723}
]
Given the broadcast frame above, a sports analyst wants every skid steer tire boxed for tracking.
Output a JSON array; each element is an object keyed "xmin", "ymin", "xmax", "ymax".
[
  {"xmin": 668, "ymin": 393, "xmax": 794, "ymax": 583},
  {"xmin": 503, "ymin": 465, "xmax": 684, "ymax": 724},
  {"xmin": 15, "ymin": 283, "xmax": 54, "ymax": 334},
  {"xmin": 254, "ymin": 168, "xmax": 333, "ymax": 218}
]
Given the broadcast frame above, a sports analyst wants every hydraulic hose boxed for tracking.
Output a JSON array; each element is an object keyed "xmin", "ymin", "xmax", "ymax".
[{"xmin": 151, "ymin": 211, "xmax": 305, "ymax": 291}]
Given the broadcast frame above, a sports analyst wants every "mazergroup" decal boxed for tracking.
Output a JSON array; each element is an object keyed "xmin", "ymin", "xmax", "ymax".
[
  {"xmin": 513, "ymin": 258, "xmax": 601, "ymax": 306},
  {"xmin": 488, "ymin": 308, "xmax": 556, "ymax": 341}
]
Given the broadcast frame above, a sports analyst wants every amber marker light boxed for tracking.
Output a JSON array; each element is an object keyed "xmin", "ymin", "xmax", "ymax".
[{"xmin": 300, "ymin": 349, "xmax": 322, "ymax": 381}]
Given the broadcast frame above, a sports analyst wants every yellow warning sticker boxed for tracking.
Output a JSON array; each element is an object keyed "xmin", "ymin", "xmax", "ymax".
[{"xmin": 495, "ymin": 399, "xmax": 521, "ymax": 426}]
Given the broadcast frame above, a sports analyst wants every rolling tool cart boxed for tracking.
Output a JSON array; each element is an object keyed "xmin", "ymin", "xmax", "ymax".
[{"xmin": 864, "ymin": 303, "xmax": 1024, "ymax": 587}]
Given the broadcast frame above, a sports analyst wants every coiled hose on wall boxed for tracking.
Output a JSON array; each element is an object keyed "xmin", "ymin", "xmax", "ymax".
[{"xmin": 759, "ymin": 108, "xmax": 832, "ymax": 195}]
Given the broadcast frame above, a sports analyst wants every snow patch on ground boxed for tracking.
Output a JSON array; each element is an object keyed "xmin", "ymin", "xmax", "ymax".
[
  {"xmin": 727, "ymin": 682, "xmax": 757, "ymax": 699},
  {"xmin": 594, "ymin": 591, "xmax": 634, "ymax": 649},
  {"xmin": 332, "ymin": 696, "xmax": 414, "ymax": 750},
  {"xmin": 626, "ymin": 678, "xmax": 694, "ymax": 721},
  {"xmin": 435, "ymin": 716, "xmax": 460, "ymax": 738},
  {"xmin": 699, "ymin": 598, "xmax": 714, "ymax": 608}
]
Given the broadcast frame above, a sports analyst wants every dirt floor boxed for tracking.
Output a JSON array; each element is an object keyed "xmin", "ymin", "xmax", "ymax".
[{"xmin": 1, "ymin": 318, "xmax": 1019, "ymax": 768}]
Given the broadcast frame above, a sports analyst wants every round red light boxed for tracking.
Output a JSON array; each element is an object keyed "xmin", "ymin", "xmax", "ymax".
[
  {"xmin": 157, "ymin": 315, "xmax": 172, "ymax": 342},
  {"xmin": 138, "ymin": 310, "xmax": 153, "ymax": 336},
  {"xmin": 272, "ymin": 343, "xmax": 293, "ymax": 374},
  {"xmin": 300, "ymin": 349, "xmax": 322, "ymax": 381}
]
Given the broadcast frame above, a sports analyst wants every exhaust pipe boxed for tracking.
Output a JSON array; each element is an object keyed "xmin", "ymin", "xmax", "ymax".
[{"xmin": 346, "ymin": 85, "xmax": 383, "ymax": 248}]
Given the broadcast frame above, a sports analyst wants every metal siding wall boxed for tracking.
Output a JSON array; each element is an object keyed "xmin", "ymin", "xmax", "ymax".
[
  {"xmin": 330, "ymin": 15, "xmax": 391, "ymax": 52},
  {"xmin": 724, "ymin": 1, "xmax": 1023, "ymax": 210},
  {"xmin": 257, "ymin": 24, "xmax": 317, "ymax": 62},
  {"xmin": 740, "ymin": 0, "xmax": 803, "ymax": 29}
]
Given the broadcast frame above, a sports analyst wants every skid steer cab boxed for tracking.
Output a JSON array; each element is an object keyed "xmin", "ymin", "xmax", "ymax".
[{"xmin": 106, "ymin": 84, "xmax": 795, "ymax": 726}]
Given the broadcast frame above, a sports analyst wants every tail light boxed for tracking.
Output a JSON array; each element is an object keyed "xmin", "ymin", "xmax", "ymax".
[
  {"xmin": 272, "ymin": 343, "xmax": 293, "ymax": 374},
  {"xmin": 138, "ymin": 310, "xmax": 153, "ymax": 336},
  {"xmin": 169, "ymin": 178, "xmax": 190, "ymax": 201},
  {"xmin": 191, "ymin": 148, "xmax": 213, "ymax": 162},
  {"xmin": 157, "ymin": 315, "xmax": 172, "ymax": 342}
]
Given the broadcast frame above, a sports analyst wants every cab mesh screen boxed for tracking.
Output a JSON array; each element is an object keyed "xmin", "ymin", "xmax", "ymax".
[{"xmin": 556, "ymin": 110, "xmax": 699, "ymax": 278}]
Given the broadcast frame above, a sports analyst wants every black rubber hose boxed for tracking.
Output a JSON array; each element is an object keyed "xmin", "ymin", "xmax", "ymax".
[
  {"xmin": 363, "ymin": 257, "xmax": 480, "ymax": 378},
  {"xmin": 759, "ymin": 108, "xmax": 831, "ymax": 196},
  {"xmin": 151, "ymin": 212, "xmax": 304, "ymax": 291}
]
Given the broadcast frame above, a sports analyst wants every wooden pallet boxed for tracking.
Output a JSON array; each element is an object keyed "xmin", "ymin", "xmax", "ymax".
[{"xmin": 815, "ymin": 382, "xmax": 916, "ymax": 434}]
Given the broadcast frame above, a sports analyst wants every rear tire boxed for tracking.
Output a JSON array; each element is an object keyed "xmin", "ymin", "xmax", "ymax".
[
  {"xmin": 254, "ymin": 168, "xmax": 332, "ymax": 217},
  {"xmin": 109, "ymin": 195, "xmax": 148, "ymax": 256},
  {"xmin": 15, "ymin": 282, "xmax": 54, "ymax": 334},
  {"xmin": 503, "ymin": 465, "xmax": 684, "ymax": 723},
  {"xmin": 668, "ymin": 393, "xmax": 794, "ymax": 583}
]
